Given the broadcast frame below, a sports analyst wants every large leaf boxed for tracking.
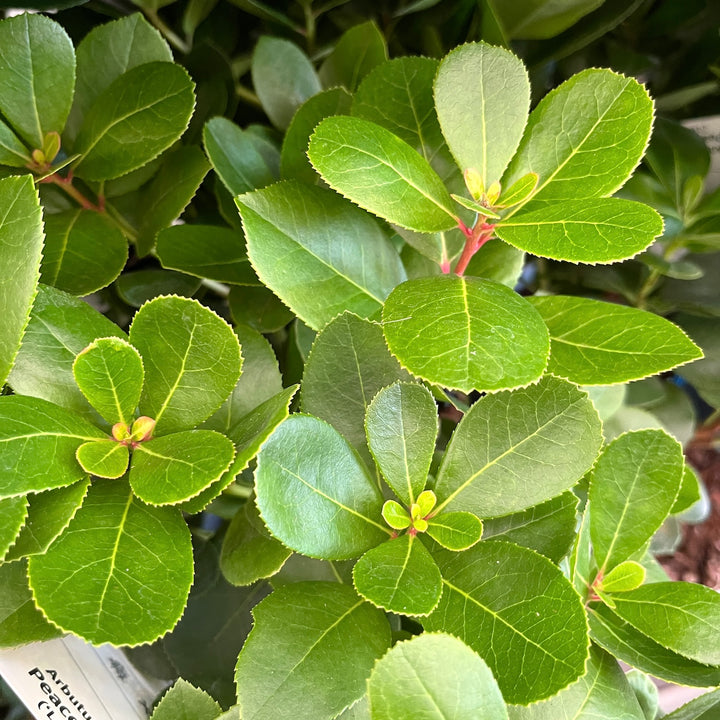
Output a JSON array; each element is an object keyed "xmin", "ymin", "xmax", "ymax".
[
  {"xmin": 424, "ymin": 540, "xmax": 589, "ymax": 705},
  {"xmin": 382, "ymin": 275, "xmax": 549, "ymax": 393},
  {"xmin": 531, "ymin": 296, "xmax": 703, "ymax": 384},
  {"xmin": 150, "ymin": 679, "xmax": 222, "ymax": 720},
  {"xmin": 369, "ymin": 633, "xmax": 509, "ymax": 720},
  {"xmin": 0, "ymin": 175, "xmax": 44, "ymax": 388},
  {"xmin": 309, "ymin": 116, "xmax": 458, "ymax": 232},
  {"xmin": 486, "ymin": 0, "xmax": 604, "ymax": 40},
  {"xmin": 434, "ymin": 375, "xmax": 602, "ymax": 517},
  {"xmin": 434, "ymin": 42, "xmax": 529, "ymax": 187},
  {"xmin": 235, "ymin": 582, "xmax": 391, "ymax": 720},
  {"xmin": 0, "ymin": 497, "xmax": 28, "ymax": 561},
  {"xmin": 238, "ymin": 181, "xmax": 405, "ymax": 331},
  {"xmin": 0, "ymin": 13, "xmax": 75, "ymax": 147},
  {"xmin": 72, "ymin": 62, "xmax": 195, "ymax": 181},
  {"xmin": 502, "ymin": 69, "xmax": 653, "ymax": 206},
  {"xmin": 255, "ymin": 415, "xmax": 389, "ymax": 560},
  {"xmin": 28, "ymin": 478, "xmax": 193, "ymax": 646},
  {"xmin": 496, "ymin": 198, "xmax": 662, "ymax": 263},
  {"xmin": 0, "ymin": 396, "xmax": 106, "ymax": 498},
  {"xmin": 129, "ymin": 295, "xmax": 242, "ymax": 435},
  {"xmin": 365, "ymin": 382, "xmax": 437, "ymax": 505}
]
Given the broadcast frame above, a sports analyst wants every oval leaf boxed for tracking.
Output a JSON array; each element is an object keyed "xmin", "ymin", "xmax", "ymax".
[
  {"xmin": 426, "ymin": 512, "xmax": 483, "ymax": 551},
  {"xmin": 599, "ymin": 561, "xmax": 646, "ymax": 594},
  {"xmin": 150, "ymin": 679, "xmax": 222, "ymax": 720},
  {"xmin": 76, "ymin": 440, "xmax": 129, "ymax": 479}
]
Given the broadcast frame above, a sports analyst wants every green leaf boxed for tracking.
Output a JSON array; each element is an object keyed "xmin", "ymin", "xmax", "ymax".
[
  {"xmin": 608, "ymin": 582, "xmax": 720, "ymax": 665},
  {"xmin": 497, "ymin": 173, "xmax": 538, "ymax": 208},
  {"xmin": 301, "ymin": 313, "xmax": 413, "ymax": 466},
  {"xmin": 381, "ymin": 500, "xmax": 411, "ymax": 530},
  {"xmin": 0, "ymin": 395, "xmax": 107, "ymax": 498},
  {"xmin": 365, "ymin": 382, "xmax": 437, "ymax": 505},
  {"xmin": 589, "ymin": 429, "xmax": 684, "ymax": 572},
  {"xmin": 28, "ymin": 478, "xmax": 193, "ymax": 646},
  {"xmin": 434, "ymin": 375, "xmax": 602, "ymax": 517},
  {"xmin": 599, "ymin": 561, "xmax": 646, "ymax": 593},
  {"xmin": 72, "ymin": 337, "xmax": 144, "ymax": 424},
  {"xmin": 502, "ymin": 69, "xmax": 653, "ymax": 205},
  {"xmin": 382, "ymin": 275, "xmax": 549, "ymax": 393},
  {"xmin": 238, "ymin": 181, "xmax": 406, "ymax": 331},
  {"xmin": 507, "ymin": 645, "xmax": 645, "ymax": 720},
  {"xmin": 0, "ymin": 497, "xmax": 28, "ymax": 561},
  {"xmin": 675, "ymin": 314, "xmax": 720, "ymax": 409},
  {"xmin": 464, "ymin": 239, "xmax": 525, "ymax": 288},
  {"xmin": 280, "ymin": 88, "xmax": 352, "ymax": 184},
  {"xmin": 309, "ymin": 116, "xmax": 458, "ymax": 232},
  {"xmin": 486, "ymin": 0, "xmax": 603, "ymax": 40},
  {"xmin": 255, "ymin": 415, "xmax": 389, "ymax": 559},
  {"xmin": 134, "ymin": 145, "xmax": 211, "ymax": 256},
  {"xmin": 672, "ymin": 465, "xmax": 702, "ymax": 515},
  {"xmin": 150, "ymin": 679, "xmax": 222, "ymax": 720},
  {"xmin": 5, "ymin": 479, "xmax": 90, "ymax": 561},
  {"xmin": 0, "ymin": 176, "xmax": 44, "ymax": 388},
  {"xmin": 662, "ymin": 688, "xmax": 720, "ymax": 720},
  {"xmin": 435, "ymin": 42, "xmax": 529, "ymax": 188},
  {"xmin": 235, "ymin": 582, "xmax": 391, "ymax": 720},
  {"xmin": 203, "ymin": 117, "xmax": 276, "ymax": 196},
  {"xmin": 115, "ymin": 269, "xmax": 201, "ymax": 308},
  {"xmin": 353, "ymin": 535, "xmax": 442, "ymax": 616},
  {"xmin": 251, "ymin": 36, "xmax": 321, "ymax": 130},
  {"xmin": 221, "ymin": 499, "xmax": 292, "ymax": 586},
  {"xmin": 531, "ymin": 296, "xmax": 703, "ymax": 384},
  {"xmin": 73, "ymin": 62, "xmax": 195, "ymax": 181},
  {"xmin": 0, "ymin": 13, "xmax": 75, "ymax": 148},
  {"xmin": 426, "ymin": 512, "xmax": 483, "ymax": 551},
  {"xmin": 588, "ymin": 603, "xmax": 720, "ymax": 687},
  {"xmin": 369, "ymin": 632, "xmax": 509, "ymax": 720},
  {"xmin": 496, "ymin": 199, "xmax": 663, "ymax": 264},
  {"xmin": 76, "ymin": 440, "xmax": 129, "ymax": 479},
  {"xmin": 228, "ymin": 285, "xmax": 293, "ymax": 334},
  {"xmin": 424, "ymin": 540, "xmax": 589, "ymax": 705},
  {"xmin": 337, "ymin": 697, "xmax": 369, "ymax": 720},
  {"xmin": 482, "ymin": 492, "xmax": 578, "ymax": 563},
  {"xmin": 130, "ymin": 430, "xmax": 235, "ymax": 505},
  {"xmin": 0, "ymin": 119, "xmax": 31, "ymax": 167},
  {"xmin": 318, "ymin": 21, "xmax": 387, "ymax": 92},
  {"xmin": 129, "ymin": 295, "xmax": 242, "ymax": 435}
]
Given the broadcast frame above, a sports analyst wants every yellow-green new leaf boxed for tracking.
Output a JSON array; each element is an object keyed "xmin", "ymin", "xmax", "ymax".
[
  {"xmin": 76, "ymin": 440, "xmax": 129, "ymax": 479},
  {"xmin": 599, "ymin": 561, "xmax": 646, "ymax": 594},
  {"xmin": 150, "ymin": 679, "xmax": 222, "ymax": 720},
  {"xmin": 426, "ymin": 512, "xmax": 483, "ymax": 551}
]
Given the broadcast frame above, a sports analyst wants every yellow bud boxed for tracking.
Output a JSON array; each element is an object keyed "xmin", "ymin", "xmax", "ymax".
[
  {"xmin": 130, "ymin": 416, "xmax": 156, "ymax": 443},
  {"xmin": 464, "ymin": 168, "xmax": 484, "ymax": 200},
  {"xmin": 485, "ymin": 180, "xmax": 501, "ymax": 205},
  {"xmin": 112, "ymin": 422, "xmax": 131, "ymax": 442}
]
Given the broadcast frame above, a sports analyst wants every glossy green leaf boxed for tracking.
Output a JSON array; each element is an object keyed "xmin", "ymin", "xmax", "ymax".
[
  {"xmin": 301, "ymin": 313, "xmax": 413, "ymax": 466},
  {"xmin": 281, "ymin": 88, "xmax": 352, "ymax": 184},
  {"xmin": 228, "ymin": 285, "xmax": 293, "ymax": 334},
  {"xmin": 5, "ymin": 479, "xmax": 90, "ymax": 561},
  {"xmin": 115, "ymin": 269, "xmax": 201, "ymax": 308},
  {"xmin": 486, "ymin": 0, "xmax": 604, "ymax": 39},
  {"xmin": 502, "ymin": 69, "xmax": 653, "ymax": 205},
  {"xmin": 73, "ymin": 62, "xmax": 195, "ymax": 181},
  {"xmin": 599, "ymin": 561, "xmax": 646, "ymax": 593},
  {"xmin": 497, "ymin": 199, "xmax": 662, "ymax": 264},
  {"xmin": 381, "ymin": 500, "xmax": 411, "ymax": 530},
  {"xmin": 28, "ymin": 478, "xmax": 193, "ymax": 646},
  {"xmin": 0, "ymin": 119, "xmax": 31, "ymax": 167},
  {"xmin": 507, "ymin": 645, "xmax": 645, "ymax": 720},
  {"xmin": 40, "ymin": 208, "xmax": 128, "ymax": 295},
  {"xmin": 319, "ymin": 21, "xmax": 387, "ymax": 91},
  {"xmin": 238, "ymin": 181, "xmax": 405, "ymax": 331},
  {"xmin": 76, "ymin": 440, "xmax": 129, "ymax": 479},
  {"xmin": 609, "ymin": 582, "xmax": 720, "ymax": 665},
  {"xmin": 0, "ymin": 497, "xmax": 28, "ymax": 561},
  {"xmin": 150, "ymin": 679, "xmax": 222, "ymax": 720},
  {"xmin": 435, "ymin": 42, "xmax": 529, "ymax": 188},
  {"xmin": 72, "ymin": 337, "xmax": 144, "ymax": 424},
  {"xmin": 129, "ymin": 295, "xmax": 242, "ymax": 435},
  {"xmin": 662, "ymin": 688, "xmax": 720, "ymax": 720},
  {"xmin": 365, "ymin": 382, "xmax": 437, "ymax": 505},
  {"xmin": 130, "ymin": 430, "xmax": 235, "ymax": 505},
  {"xmin": 589, "ymin": 429, "xmax": 684, "ymax": 572},
  {"xmin": 236, "ymin": 582, "xmax": 391, "ymax": 720},
  {"xmin": 424, "ymin": 540, "xmax": 589, "ymax": 705},
  {"xmin": 353, "ymin": 535, "xmax": 442, "ymax": 616},
  {"xmin": 531, "ymin": 296, "xmax": 703, "ymax": 385},
  {"xmin": 255, "ymin": 415, "xmax": 389, "ymax": 559},
  {"xmin": 369, "ymin": 632, "xmax": 509, "ymax": 720},
  {"xmin": 435, "ymin": 375, "xmax": 602, "ymax": 517},
  {"xmin": 672, "ymin": 465, "xmax": 702, "ymax": 515},
  {"xmin": 426, "ymin": 512, "xmax": 483, "ymax": 551},
  {"xmin": 0, "ymin": 176, "xmax": 44, "ymax": 388},
  {"xmin": 497, "ymin": 173, "xmax": 538, "ymax": 208},
  {"xmin": 382, "ymin": 275, "xmax": 549, "ymax": 393},
  {"xmin": 309, "ymin": 116, "xmax": 458, "ymax": 232},
  {"xmin": 464, "ymin": 238, "xmax": 525, "ymax": 288},
  {"xmin": 0, "ymin": 13, "xmax": 75, "ymax": 148}
]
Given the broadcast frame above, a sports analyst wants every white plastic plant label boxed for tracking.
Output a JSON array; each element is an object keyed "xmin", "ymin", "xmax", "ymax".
[
  {"xmin": 683, "ymin": 115, "xmax": 720, "ymax": 190},
  {"xmin": 0, "ymin": 635, "xmax": 167, "ymax": 720}
]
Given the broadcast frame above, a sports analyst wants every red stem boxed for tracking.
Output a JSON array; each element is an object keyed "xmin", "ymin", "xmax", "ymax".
[
  {"xmin": 40, "ymin": 171, "xmax": 104, "ymax": 213},
  {"xmin": 453, "ymin": 221, "xmax": 495, "ymax": 276}
]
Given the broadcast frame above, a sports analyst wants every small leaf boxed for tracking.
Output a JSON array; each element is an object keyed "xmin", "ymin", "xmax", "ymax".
[
  {"xmin": 150, "ymin": 679, "xmax": 221, "ymax": 720},
  {"xmin": 308, "ymin": 116, "xmax": 459, "ymax": 232},
  {"xmin": 497, "ymin": 173, "xmax": 538, "ymax": 208},
  {"xmin": 464, "ymin": 238, "xmax": 525, "ymax": 288},
  {"xmin": 365, "ymin": 382, "xmax": 437, "ymax": 505},
  {"xmin": 72, "ymin": 337, "xmax": 144, "ymax": 424},
  {"xmin": 353, "ymin": 535, "xmax": 442, "ymax": 616},
  {"xmin": 381, "ymin": 500, "xmax": 411, "ymax": 530},
  {"xmin": 228, "ymin": 285, "xmax": 293, "ymax": 334},
  {"xmin": 115, "ymin": 269, "xmax": 201, "ymax": 308},
  {"xmin": 672, "ymin": 465, "xmax": 702, "ymax": 515},
  {"xmin": 426, "ymin": 512, "xmax": 483, "ymax": 551},
  {"xmin": 450, "ymin": 194, "xmax": 502, "ymax": 218},
  {"xmin": 0, "ymin": 119, "xmax": 31, "ymax": 167},
  {"xmin": 235, "ymin": 582, "xmax": 391, "ymax": 720},
  {"xmin": 369, "ymin": 632, "xmax": 509, "ymax": 720},
  {"xmin": 599, "ymin": 561, "xmax": 646, "ymax": 593},
  {"xmin": 531, "ymin": 296, "xmax": 703, "ymax": 384},
  {"xmin": 76, "ymin": 440, "xmax": 129, "ymax": 479},
  {"xmin": 382, "ymin": 275, "xmax": 549, "ymax": 393},
  {"xmin": 0, "ymin": 497, "xmax": 28, "ymax": 562}
]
